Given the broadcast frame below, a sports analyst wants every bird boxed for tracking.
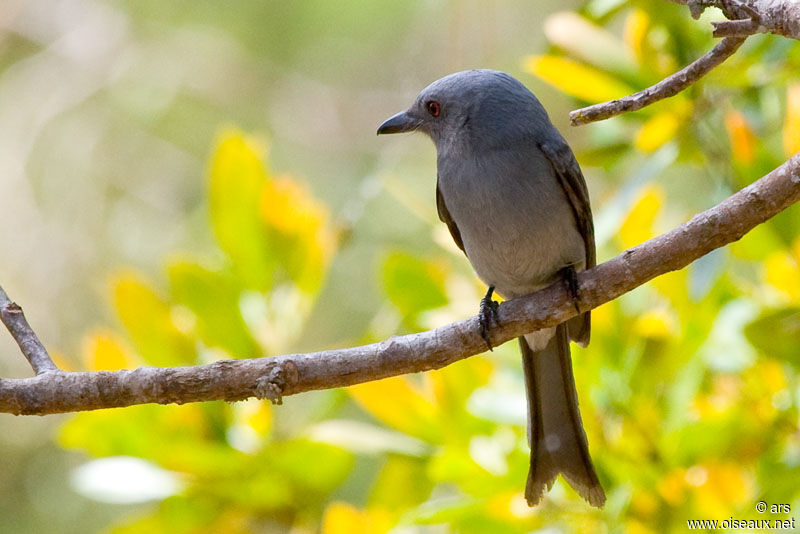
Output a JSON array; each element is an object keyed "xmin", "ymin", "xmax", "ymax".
[{"xmin": 377, "ymin": 69, "xmax": 605, "ymax": 507}]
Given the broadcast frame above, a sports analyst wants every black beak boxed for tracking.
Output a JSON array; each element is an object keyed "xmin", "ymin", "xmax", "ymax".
[{"xmin": 377, "ymin": 110, "xmax": 421, "ymax": 135}]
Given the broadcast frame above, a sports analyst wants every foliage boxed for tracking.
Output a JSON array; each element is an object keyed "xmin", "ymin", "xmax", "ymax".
[
  {"xmin": 54, "ymin": 1, "xmax": 800, "ymax": 533},
  {"xmin": 60, "ymin": 131, "xmax": 345, "ymax": 532}
]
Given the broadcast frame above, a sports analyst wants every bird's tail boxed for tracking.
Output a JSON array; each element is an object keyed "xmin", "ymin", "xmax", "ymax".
[{"xmin": 520, "ymin": 324, "xmax": 605, "ymax": 507}]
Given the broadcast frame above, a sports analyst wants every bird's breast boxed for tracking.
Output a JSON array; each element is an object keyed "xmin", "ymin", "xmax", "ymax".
[{"xmin": 437, "ymin": 147, "xmax": 585, "ymax": 299}]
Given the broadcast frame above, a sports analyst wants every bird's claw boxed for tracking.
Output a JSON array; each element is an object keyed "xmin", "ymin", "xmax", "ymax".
[
  {"xmin": 479, "ymin": 286, "xmax": 500, "ymax": 350},
  {"xmin": 560, "ymin": 265, "xmax": 581, "ymax": 314}
]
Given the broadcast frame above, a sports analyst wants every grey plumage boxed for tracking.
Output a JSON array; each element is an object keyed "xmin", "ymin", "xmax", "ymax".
[{"xmin": 378, "ymin": 69, "xmax": 605, "ymax": 507}]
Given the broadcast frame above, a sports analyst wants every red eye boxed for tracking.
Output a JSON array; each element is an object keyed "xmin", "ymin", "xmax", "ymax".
[{"xmin": 426, "ymin": 100, "xmax": 441, "ymax": 117}]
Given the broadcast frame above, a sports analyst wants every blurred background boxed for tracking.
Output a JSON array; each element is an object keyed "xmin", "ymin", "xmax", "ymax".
[{"xmin": 1, "ymin": 0, "xmax": 799, "ymax": 532}]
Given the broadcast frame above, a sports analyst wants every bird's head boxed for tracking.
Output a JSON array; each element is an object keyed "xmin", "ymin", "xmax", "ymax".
[{"xmin": 377, "ymin": 69, "xmax": 550, "ymax": 149}]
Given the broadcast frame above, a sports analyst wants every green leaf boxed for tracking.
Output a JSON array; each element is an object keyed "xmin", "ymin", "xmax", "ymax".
[
  {"xmin": 744, "ymin": 307, "xmax": 800, "ymax": 363},
  {"xmin": 168, "ymin": 259, "xmax": 260, "ymax": 358},
  {"xmin": 209, "ymin": 131, "xmax": 276, "ymax": 291},
  {"xmin": 209, "ymin": 130, "xmax": 335, "ymax": 295},
  {"xmin": 369, "ymin": 456, "xmax": 432, "ymax": 510},
  {"xmin": 59, "ymin": 404, "xmax": 242, "ymax": 476},
  {"xmin": 381, "ymin": 251, "xmax": 448, "ymax": 327},
  {"xmin": 270, "ymin": 439, "xmax": 353, "ymax": 493},
  {"xmin": 112, "ymin": 495, "xmax": 251, "ymax": 534},
  {"xmin": 113, "ymin": 273, "xmax": 195, "ymax": 366}
]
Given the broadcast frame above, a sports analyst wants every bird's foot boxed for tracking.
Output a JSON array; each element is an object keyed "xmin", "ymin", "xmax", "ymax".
[
  {"xmin": 560, "ymin": 265, "xmax": 581, "ymax": 314},
  {"xmin": 479, "ymin": 285, "xmax": 500, "ymax": 351}
]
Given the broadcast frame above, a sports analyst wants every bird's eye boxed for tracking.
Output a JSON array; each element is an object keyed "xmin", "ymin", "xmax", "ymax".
[{"xmin": 426, "ymin": 100, "xmax": 441, "ymax": 117}]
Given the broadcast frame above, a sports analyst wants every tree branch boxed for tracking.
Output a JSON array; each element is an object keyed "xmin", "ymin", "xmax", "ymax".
[
  {"xmin": 712, "ymin": 18, "xmax": 762, "ymax": 37},
  {"xmin": 3, "ymin": 0, "xmax": 800, "ymax": 416},
  {"xmin": 667, "ymin": 0, "xmax": 800, "ymax": 40},
  {"xmin": 571, "ymin": 0, "xmax": 800, "ymax": 126},
  {"xmin": 0, "ymin": 286, "xmax": 58, "ymax": 375},
  {"xmin": 570, "ymin": 36, "xmax": 746, "ymax": 126},
  {"xmin": 3, "ymin": 153, "xmax": 799, "ymax": 416}
]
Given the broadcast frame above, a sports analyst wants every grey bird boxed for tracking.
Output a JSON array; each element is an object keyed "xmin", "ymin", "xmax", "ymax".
[{"xmin": 377, "ymin": 69, "xmax": 605, "ymax": 507}]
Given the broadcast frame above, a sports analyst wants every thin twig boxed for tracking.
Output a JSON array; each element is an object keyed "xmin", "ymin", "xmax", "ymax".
[
  {"xmin": 712, "ymin": 19, "xmax": 762, "ymax": 37},
  {"xmin": 571, "ymin": 0, "xmax": 800, "ymax": 125},
  {"xmin": 2, "ymin": 153, "xmax": 799, "ymax": 415},
  {"xmin": 663, "ymin": 0, "xmax": 715, "ymax": 19},
  {"xmin": 0, "ymin": 286, "xmax": 59, "ymax": 375},
  {"xmin": 666, "ymin": 0, "xmax": 800, "ymax": 39},
  {"xmin": 569, "ymin": 36, "xmax": 745, "ymax": 126}
]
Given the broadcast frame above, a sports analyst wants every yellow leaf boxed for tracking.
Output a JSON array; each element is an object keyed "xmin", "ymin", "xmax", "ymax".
[
  {"xmin": 617, "ymin": 184, "xmax": 664, "ymax": 249},
  {"xmin": 657, "ymin": 468, "xmax": 687, "ymax": 505},
  {"xmin": 692, "ymin": 395, "xmax": 717, "ymax": 420},
  {"xmin": 634, "ymin": 308, "xmax": 677, "ymax": 339},
  {"xmin": 626, "ymin": 520, "xmax": 658, "ymax": 534},
  {"xmin": 748, "ymin": 359, "xmax": 788, "ymax": 399},
  {"xmin": 348, "ymin": 376, "xmax": 440, "ymax": 442},
  {"xmin": 233, "ymin": 398, "xmax": 273, "ymax": 436},
  {"xmin": 630, "ymin": 489, "xmax": 659, "ymax": 517},
  {"xmin": 624, "ymin": 9, "xmax": 650, "ymax": 62},
  {"xmin": 783, "ymin": 83, "xmax": 800, "ymax": 157},
  {"xmin": 635, "ymin": 110, "xmax": 680, "ymax": 152},
  {"xmin": 429, "ymin": 356, "xmax": 493, "ymax": 409},
  {"xmin": 82, "ymin": 330, "xmax": 135, "ymax": 371},
  {"xmin": 590, "ymin": 301, "xmax": 614, "ymax": 331},
  {"xmin": 740, "ymin": 359, "xmax": 787, "ymax": 423},
  {"xmin": 485, "ymin": 491, "xmax": 522, "ymax": 521},
  {"xmin": 261, "ymin": 177, "xmax": 325, "ymax": 236},
  {"xmin": 725, "ymin": 109, "xmax": 757, "ymax": 165},
  {"xmin": 651, "ymin": 270, "xmax": 689, "ymax": 310},
  {"xmin": 763, "ymin": 249, "xmax": 800, "ymax": 301},
  {"xmin": 209, "ymin": 129, "xmax": 335, "ymax": 295},
  {"xmin": 524, "ymin": 55, "xmax": 634, "ymax": 103},
  {"xmin": 113, "ymin": 272, "xmax": 195, "ymax": 366},
  {"xmin": 259, "ymin": 175, "xmax": 336, "ymax": 292},
  {"xmin": 322, "ymin": 502, "xmax": 365, "ymax": 534},
  {"xmin": 692, "ymin": 463, "xmax": 753, "ymax": 516},
  {"xmin": 635, "ymin": 98, "xmax": 692, "ymax": 153},
  {"xmin": 544, "ymin": 12, "xmax": 636, "ymax": 77},
  {"xmin": 321, "ymin": 502, "xmax": 391, "ymax": 534}
]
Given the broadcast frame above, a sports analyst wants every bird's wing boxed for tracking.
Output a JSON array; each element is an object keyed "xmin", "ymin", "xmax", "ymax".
[
  {"xmin": 539, "ymin": 138, "xmax": 595, "ymax": 346},
  {"xmin": 436, "ymin": 174, "xmax": 466, "ymax": 253},
  {"xmin": 538, "ymin": 139, "xmax": 595, "ymax": 269}
]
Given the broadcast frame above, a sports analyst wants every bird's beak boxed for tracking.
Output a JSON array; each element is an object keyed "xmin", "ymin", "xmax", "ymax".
[{"xmin": 377, "ymin": 110, "xmax": 421, "ymax": 135}]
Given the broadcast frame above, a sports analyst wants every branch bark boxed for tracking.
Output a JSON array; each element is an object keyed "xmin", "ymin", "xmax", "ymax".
[
  {"xmin": 570, "ymin": 36, "xmax": 745, "ymax": 126},
  {"xmin": 3, "ymin": 0, "xmax": 800, "ymax": 416},
  {"xmin": 667, "ymin": 0, "xmax": 800, "ymax": 40},
  {"xmin": 3, "ymin": 153, "xmax": 799, "ymax": 416},
  {"xmin": 0, "ymin": 286, "xmax": 58, "ymax": 375},
  {"xmin": 571, "ymin": 0, "xmax": 800, "ymax": 126}
]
